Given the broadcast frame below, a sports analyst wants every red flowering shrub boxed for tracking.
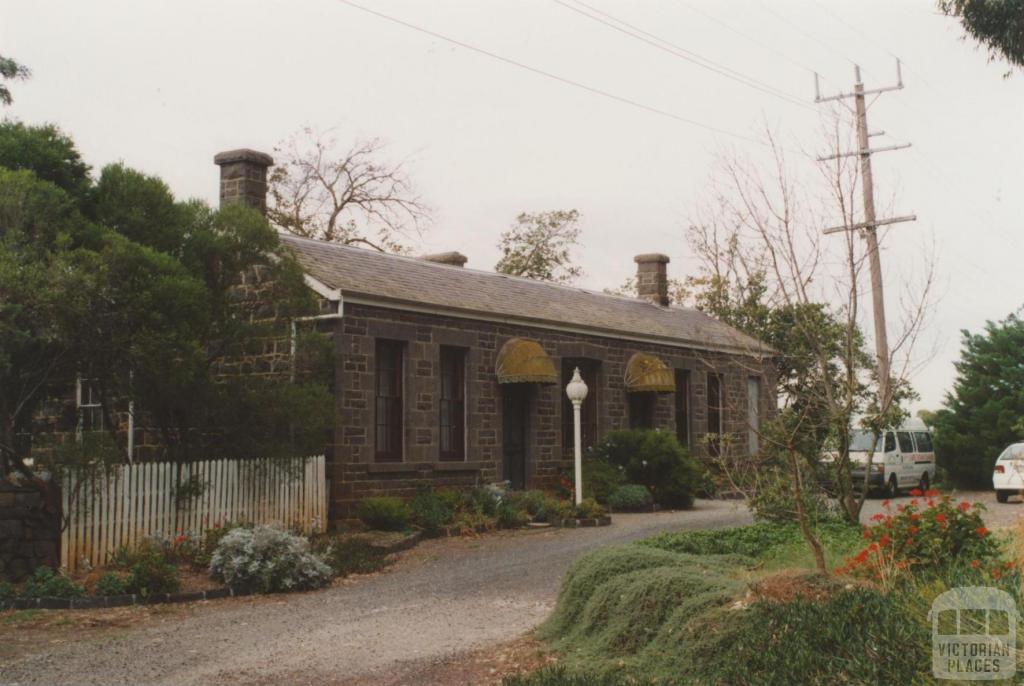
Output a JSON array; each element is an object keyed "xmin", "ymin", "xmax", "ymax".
[{"xmin": 836, "ymin": 490, "xmax": 1002, "ymax": 585}]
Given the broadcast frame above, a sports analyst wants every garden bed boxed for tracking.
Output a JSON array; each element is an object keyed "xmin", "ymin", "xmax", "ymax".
[{"xmin": 0, "ymin": 585, "xmax": 243, "ymax": 611}]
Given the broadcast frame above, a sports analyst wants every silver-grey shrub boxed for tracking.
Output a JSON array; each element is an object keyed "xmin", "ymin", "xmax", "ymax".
[{"xmin": 209, "ymin": 525, "xmax": 333, "ymax": 594}]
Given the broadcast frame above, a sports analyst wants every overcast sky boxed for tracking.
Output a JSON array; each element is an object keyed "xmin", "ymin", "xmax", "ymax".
[{"xmin": 5, "ymin": 0, "xmax": 1023, "ymax": 412}]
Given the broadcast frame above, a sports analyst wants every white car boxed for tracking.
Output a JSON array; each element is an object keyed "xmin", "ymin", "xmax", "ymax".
[{"xmin": 993, "ymin": 443, "xmax": 1024, "ymax": 503}]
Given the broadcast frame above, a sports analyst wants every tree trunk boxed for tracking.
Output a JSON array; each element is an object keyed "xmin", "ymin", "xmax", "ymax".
[{"xmin": 790, "ymin": 444, "xmax": 827, "ymax": 574}]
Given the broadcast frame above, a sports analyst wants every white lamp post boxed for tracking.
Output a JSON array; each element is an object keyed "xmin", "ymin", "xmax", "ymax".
[{"xmin": 565, "ymin": 367, "xmax": 589, "ymax": 505}]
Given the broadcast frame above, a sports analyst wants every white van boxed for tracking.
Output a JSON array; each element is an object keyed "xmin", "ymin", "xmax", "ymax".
[{"xmin": 848, "ymin": 418, "xmax": 936, "ymax": 496}]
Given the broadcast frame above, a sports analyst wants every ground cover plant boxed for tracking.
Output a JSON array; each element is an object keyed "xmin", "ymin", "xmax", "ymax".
[
  {"xmin": 509, "ymin": 498, "xmax": 1021, "ymax": 686},
  {"xmin": 312, "ymin": 534, "xmax": 391, "ymax": 578}
]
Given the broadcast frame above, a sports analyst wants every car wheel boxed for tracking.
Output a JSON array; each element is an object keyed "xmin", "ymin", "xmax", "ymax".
[
  {"xmin": 885, "ymin": 475, "xmax": 899, "ymax": 498},
  {"xmin": 918, "ymin": 472, "xmax": 930, "ymax": 493},
  {"xmin": 997, "ymin": 490, "xmax": 1010, "ymax": 504}
]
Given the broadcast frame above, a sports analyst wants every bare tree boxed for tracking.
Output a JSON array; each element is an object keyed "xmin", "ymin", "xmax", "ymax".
[
  {"xmin": 689, "ymin": 115, "xmax": 935, "ymax": 538},
  {"xmin": 268, "ymin": 127, "xmax": 430, "ymax": 253}
]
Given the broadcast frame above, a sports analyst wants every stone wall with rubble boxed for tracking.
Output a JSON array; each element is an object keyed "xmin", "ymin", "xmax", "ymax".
[{"xmin": 0, "ymin": 480, "xmax": 60, "ymax": 581}]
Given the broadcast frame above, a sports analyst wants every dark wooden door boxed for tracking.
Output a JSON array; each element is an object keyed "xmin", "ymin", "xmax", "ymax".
[{"xmin": 502, "ymin": 386, "xmax": 529, "ymax": 490}]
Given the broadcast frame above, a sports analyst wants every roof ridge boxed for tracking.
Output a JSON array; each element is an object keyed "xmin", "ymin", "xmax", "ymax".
[{"xmin": 278, "ymin": 231, "xmax": 704, "ymax": 312}]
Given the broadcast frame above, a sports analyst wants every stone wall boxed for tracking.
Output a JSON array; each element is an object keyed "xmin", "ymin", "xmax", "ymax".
[
  {"xmin": 328, "ymin": 302, "xmax": 777, "ymax": 518},
  {"xmin": 0, "ymin": 480, "xmax": 60, "ymax": 581}
]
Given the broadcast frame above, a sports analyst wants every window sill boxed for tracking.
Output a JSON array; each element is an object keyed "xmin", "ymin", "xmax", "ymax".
[
  {"xmin": 432, "ymin": 461, "xmax": 487, "ymax": 472},
  {"xmin": 365, "ymin": 462, "xmax": 429, "ymax": 474}
]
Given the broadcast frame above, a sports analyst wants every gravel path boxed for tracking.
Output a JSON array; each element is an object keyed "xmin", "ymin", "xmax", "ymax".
[{"xmin": 0, "ymin": 500, "xmax": 752, "ymax": 686}]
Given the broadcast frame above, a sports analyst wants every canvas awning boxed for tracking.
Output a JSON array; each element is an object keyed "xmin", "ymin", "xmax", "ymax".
[
  {"xmin": 496, "ymin": 338, "xmax": 558, "ymax": 384},
  {"xmin": 624, "ymin": 352, "xmax": 676, "ymax": 393}
]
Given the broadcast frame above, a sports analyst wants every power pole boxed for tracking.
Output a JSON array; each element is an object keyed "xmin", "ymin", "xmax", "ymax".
[{"xmin": 815, "ymin": 61, "xmax": 915, "ymax": 412}]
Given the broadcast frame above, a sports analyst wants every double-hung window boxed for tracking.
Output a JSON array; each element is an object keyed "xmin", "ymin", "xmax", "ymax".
[
  {"xmin": 375, "ymin": 340, "xmax": 404, "ymax": 462},
  {"xmin": 439, "ymin": 346, "xmax": 466, "ymax": 461}
]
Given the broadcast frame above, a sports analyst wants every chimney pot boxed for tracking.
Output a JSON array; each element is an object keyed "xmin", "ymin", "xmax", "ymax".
[
  {"xmin": 214, "ymin": 148, "xmax": 274, "ymax": 214},
  {"xmin": 421, "ymin": 251, "xmax": 468, "ymax": 267},
  {"xmin": 634, "ymin": 253, "xmax": 671, "ymax": 306}
]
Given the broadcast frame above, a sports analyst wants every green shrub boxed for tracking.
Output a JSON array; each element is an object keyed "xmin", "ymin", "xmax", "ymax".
[
  {"xmin": 606, "ymin": 484, "xmax": 652, "ymax": 512},
  {"xmin": 408, "ymin": 487, "xmax": 455, "ymax": 537},
  {"xmin": 504, "ymin": 490, "xmax": 550, "ymax": 517},
  {"xmin": 496, "ymin": 501, "xmax": 530, "ymax": 528},
  {"xmin": 572, "ymin": 497, "xmax": 605, "ymax": 519},
  {"xmin": 838, "ymin": 492, "xmax": 1002, "ymax": 584},
  {"xmin": 503, "ymin": 490, "xmax": 570, "ymax": 524},
  {"xmin": 209, "ymin": 525, "xmax": 333, "ymax": 593},
  {"xmin": 581, "ymin": 458, "xmax": 624, "ymax": 503},
  {"xmin": 315, "ymin": 535, "xmax": 390, "ymax": 577},
  {"xmin": 107, "ymin": 538, "xmax": 181, "ymax": 597},
  {"xmin": 749, "ymin": 467, "xmax": 838, "ymax": 525},
  {"xmin": 436, "ymin": 488, "xmax": 467, "ymax": 513},
  {"xmin": 357, "ymin": 497, "xmax": 411, "ymax": 532},
  {"xmin": 127, "ymin": 552, "xmax": 180, "ymax": 597},
  {"xmin": 0, "ymin": 580, "xmax": 15, "ymax": 602},
  {"xmin": 94, "ymin": 572, "xmax": 128, "ymax": 596},
  {"xmin": 465, "ymin": 487, "xmax": 500, "ymax": 517},
  {"xmin": 587, "ymin": 430, "xmax": 702, "ymax": 508},
  {"xmin": 20, "ymin": 566, "xmax": 85, "ymax": 599}
]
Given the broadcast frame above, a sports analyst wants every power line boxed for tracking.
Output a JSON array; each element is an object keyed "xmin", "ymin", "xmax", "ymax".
[
  {"xmin": 552, "ymin": 0, "xmax": 816, "ymax": 112},
  {"xmin": 756, "ymin": 1, "xmax": 860, "ymax": 68},
  {"xmin": 334, "ymin": 0, "xmax": 790, "ymax": 151},
  {"xmin": 677, "ymin": 1, "xmax": 820, "ymax": 77}
]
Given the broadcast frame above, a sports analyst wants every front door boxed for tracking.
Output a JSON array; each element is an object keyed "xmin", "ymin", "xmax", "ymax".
[{"xmin": 502, "ymin": 385, "xmax": 529, "ymax": 490}]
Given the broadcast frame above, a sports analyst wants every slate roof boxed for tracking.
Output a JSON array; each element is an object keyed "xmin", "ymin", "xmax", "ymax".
[{"xmin": 280, "ymin": 233, "xmax": 773, "ymax": 356}]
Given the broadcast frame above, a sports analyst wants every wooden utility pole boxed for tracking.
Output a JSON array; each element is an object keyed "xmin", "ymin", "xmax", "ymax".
[{"xmin": 815, "ymin": 61, "xmax": 915, "ymax": 411}]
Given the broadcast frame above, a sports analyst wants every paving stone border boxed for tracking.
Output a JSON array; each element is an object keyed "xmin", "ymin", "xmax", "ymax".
[
  {"xmin": 366, "ymin": 530, "xmax": 422, "ymax": 554},
  {"xmin": 0, "ymin": 585, "xmax": 249, "ymax": 612},
  {"xmin": 554, "ymin": 514, "xmax": 612, "ymax": 528}
]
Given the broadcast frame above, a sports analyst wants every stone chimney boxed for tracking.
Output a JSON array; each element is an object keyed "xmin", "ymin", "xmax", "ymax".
[
  {"xmin": 213, "ymin": 149, "xmax": 274, "ymax": 214},
  {"xmin": 421, "ymin": 251, "xmax": 468, "ymax": 267},
  {"xmin": 634, "ymin": 253, "xmax": 670, "ymax": 306}
]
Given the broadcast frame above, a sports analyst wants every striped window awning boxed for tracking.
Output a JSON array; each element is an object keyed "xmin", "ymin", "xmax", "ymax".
[
  {"xmin": 495, "ymin": 338, "xmax": 558, "ymax": 384},
  {"xmin": 624, "ymin": 352, "xmax": 676, "ymax": 393}
]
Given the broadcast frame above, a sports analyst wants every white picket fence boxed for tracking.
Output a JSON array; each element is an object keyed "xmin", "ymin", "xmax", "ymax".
[{"xmin": 60, "ymin": 455, "xmax": 327, "ymax": 573}]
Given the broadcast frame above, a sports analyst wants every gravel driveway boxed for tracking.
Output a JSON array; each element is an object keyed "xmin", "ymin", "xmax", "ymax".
[
  {"xmin": 858, "ymin": 489, "xmax": 1024, "ymax": 529},
  {"xmin": 0, "ymin": 500, "xmax": 751, "ymax": 686}
]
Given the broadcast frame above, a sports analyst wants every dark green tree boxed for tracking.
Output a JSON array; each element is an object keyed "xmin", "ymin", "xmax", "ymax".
[
  {"xmin": 939, "ymin": 0, "xmax": 1024, "ymax": 72},
  {"xmin": 0, "ymin": 122, "xmax": 332, "ymax": 484},
  {"xmin": 0, "ymin": 122, "xmax": 91, "ymax": 201},
  {"xmin": 931, "ymin": 313, "xmax": 1024, "ymax": 487},
  {"xmin": 0, "ymin": 55, "xmax": 30, "ymax": 106},
  {"xmin": 495, "ymin": 209, "xmax": 583, "ymax": 284}
]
